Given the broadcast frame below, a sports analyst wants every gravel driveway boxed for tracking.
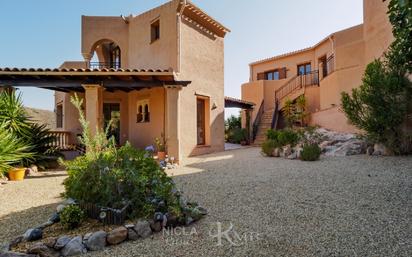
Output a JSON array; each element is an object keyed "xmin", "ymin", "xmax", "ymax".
[{"xmin": 1, "ymin": 148, "xmax": 411, "ymax": 256}]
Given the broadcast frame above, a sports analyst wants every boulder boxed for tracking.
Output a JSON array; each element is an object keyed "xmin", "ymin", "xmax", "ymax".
[
  {"xmin": 48, "ymin": 213, "xmax": 60, "ymax": 223},
  {"xmin": 9, "ymin": 236, "xmax": 23, "ymax": 248},
  {"xmin": 27, "ymin": 242, "xmax": 59, "ymax": 257},
  {"xmin": 282, "ymin": 145, "xmax": 292, "ymax": 158},
  {"xmin": 43, "ymin": 238, "xmax": 56, "ymax": 248},
  {"xmin": 54, "ymin": 236, "xmax": 71, "ymax": 250},
  {"xmin": 0, "ymin": 252, "xmax": 36, "ymax": 257},
  {"xmin": 106, "ymin": 227, "xmax": 128, "ymax": 245},
  {"xmin": 85, "ymin": 231, "xmax": 107, "ymax": 251},
  {"xmin": 324, "ymin": 139, "xmax": 366, "ymax": 156},
  {"xmin": 150, "ymin": 221, "xmax": 162, "ymax": 233},
  {"xmin": 61, "ymin": 236, "xmax": 86, "ymax": 257},
  {"xmin": 56, "ymin": 204, "xmax": 66, "ymax": 214},
  {"xmin": 134, "ymin": 220, "xmax": 152, "ymax": 238},
  {"xmin": 61, "ymin": 198, "xmax": 76, "ymax": 206},
  {"xmin": 373, "ymin": 143, "xmax": 394, "ymax": 156},
  {"xmin": 272, "ymin": 148, "xmax": 280, "ymax": 157},
  {"xmin": 0, "ymin": 243, "xmax": 10, "ymax": 253},
  {"xmin": 366, "ymin": 146, "xmax": 374, "ymax": 155},
  {"xmin": 36, "ymin": 221, "xmax": 53, "ymax": 230},
  {"xmin": 287, "ymin": 152, "xmax": 298, "ymax": 160},
  {"xmin": 22, "ymin": 229, "xmax": 42, "ymax": 242},
  {"xmin": 127, "ymin": 228, "xmax": 139, "ymax": 241}
]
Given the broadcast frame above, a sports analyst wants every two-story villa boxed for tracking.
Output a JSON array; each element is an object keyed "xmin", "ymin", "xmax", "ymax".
[
  {"xmin": 242, "ymin": 0, "xmax": 393, "ymax": 144},
  {"xmin": 0, "ymin": 0, "xmax": 230, "ymax": 163}
]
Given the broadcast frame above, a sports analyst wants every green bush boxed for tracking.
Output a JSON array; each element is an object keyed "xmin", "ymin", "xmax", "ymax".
[
  {"xmin": 266, "ymin": 129, "xmax": 300, "ymax": 147},
  {"xmin": 341, "ymin": 60, "xmax": 411, "ymax": 154},
  {"xmin": 225, "ymin": 115, "xmax": 248, "ymax": 144},
  {"xmin": 300, "ymin": 144, "xmax": 321, "ymax": 161},
  {"xmin": 60, "ymin": 205, "xmax": 85, "ymax": 230},
  {"xmin": 63, "ymin": 95, "xmax": 184, "ymax": 219},
  {"xmin": 261, "ymin": 140, "xmax": 278, "ymax": 157}
]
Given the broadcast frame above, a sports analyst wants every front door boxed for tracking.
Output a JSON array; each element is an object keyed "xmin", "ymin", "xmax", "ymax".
[
  {"xmin": 103, "ymin": 103, "xmax": 121, "ymax": 145},
  {"xmin": 197, "ymin": 98, "xmax": 206, "ymax": 145}
]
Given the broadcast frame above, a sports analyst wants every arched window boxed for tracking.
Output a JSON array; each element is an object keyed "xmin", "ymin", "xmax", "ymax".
[{"xmin": 137, "ymin": 100, "xmax": 150, "ymax": 123}]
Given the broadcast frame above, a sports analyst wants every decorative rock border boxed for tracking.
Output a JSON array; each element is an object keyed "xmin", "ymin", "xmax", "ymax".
[{"xmin": 0, "ymin": 199, "xmax": 207, "ymax": 257}]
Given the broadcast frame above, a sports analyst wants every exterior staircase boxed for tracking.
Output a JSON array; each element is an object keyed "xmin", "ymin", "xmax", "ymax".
[
  {"xmin": 252, "ymin": 70, "xmax": 320, "ymax": 145},
  {"xmin": 253, "ymin": 109, "xmax": 274, "ymax": 145}
]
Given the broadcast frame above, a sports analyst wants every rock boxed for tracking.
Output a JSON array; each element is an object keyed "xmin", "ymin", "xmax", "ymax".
[
  {"xmin": 272, "ymin": 148, "xmax": 280, "ymax": 157},
  {"xmin": 185, "ymin": 216, "xmax": 194, "ymax": 226},
  {"xmin": 127, "ymin": 228, "xmax": 139, "ymax": 241},
  {"xmin": 195, "ymin": 206, "xmax": 208, "ymax": 215},
  {"xmin": 0, "ymin": 252, "xmax": 37, "ymax": 257},
  {"xmin": 0, "ymin": 243, "xmax": 10, "ymax": 253},
  {"xmin": 106, "ymin": 227, "xmax": 128, "ymax": 245},
  {"xmin": 36, "ymin": 221, "xmax": 53, "ymax": 230},
  {"xmin": 373, "ymin": 143, "xmax": 393, "ymax": 156},
  {"xmin": 83, "ymin": 233, "xmax": 92, "ymax": 243},
  {"xmin": 56, "ymin": 204, "xmax": 66, "ymax": 214},
  {"xmin": 150, "ymin": 221, "xmax": 162, "ymax": 233},
  {"xmin": 324, "ymin": 139, "xmax": 366, "ymax": 156},
  {"xmin": 22, "ymin": 228, "xmax": 42, "ymax": 242},
  {"xmin": 295, "ymin": 147, "xmax": 303, "ymax": 159},
  {"xmin": 154, "ymin": 212, "xmax": 163, "ymax": 222},
  {"xmin": 287, "ymin": 152, "xmax": 298, "ymax": 160},
  {"xmin": 134, "ymin": 220, "xmax": 152, "ymax": 238},
  {"xmin": 366, "ymin": 146, "xmax": 374, "ymax": 155},
  {"xmin": 27, "ymin": 242, "xmax": 59, "ymax": 257},
  {"xmin": 48, "ymin": 213, "xmax": 60, "ymax": 223},
  {"xmin": 61, "ymin": 236, "xmax": 86, "ymax": 257},
  {"xmin": 54, "ymin": 236, "xmax": 71, "ymax": 250},
  {"xmin": 166, "ymin": 214, "xmax": 178, "ymax": 228},
  {"xmin": 9, "ymin": 236, "xmax": 23, "ymax": 247},
  {"xmin": 43, "ymin": 238, "xmax": 56, "ymax": 248},
  {"xmin": 124, "ymin": 224, "xmax": 135, "ymax": 229},
  {"xmin": 282, "ymin": 145, "xmax": 292, "ymax": 158},
  {"xmin": 85, "ymin": 231, "xmax": 107, "ymax": 251},
  {"xmin": 62, "ymin": 198, "xmax": 76, "ymax": 206}
]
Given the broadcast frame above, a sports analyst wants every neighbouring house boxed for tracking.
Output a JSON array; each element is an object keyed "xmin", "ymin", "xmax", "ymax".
[
  {"xmin": 0, "ymin": 0, "xmax": 230, "ymax": 163},
  {"xmin": 242, "ymin": 0, "xmax": 394, "ymax": 144}
]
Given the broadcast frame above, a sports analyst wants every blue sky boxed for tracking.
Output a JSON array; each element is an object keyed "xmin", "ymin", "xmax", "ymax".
[{"xmin": 0, "ymin": 0, "xmax": 363, "ymax": 116}]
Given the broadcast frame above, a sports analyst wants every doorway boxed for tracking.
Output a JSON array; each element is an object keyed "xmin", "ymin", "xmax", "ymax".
[
  {"xmin": 197, "ymin": 98, "xmax": 206, "ymax": 145},
  {"xmin": 103, "ymin": 103, "xmax": 121, "ymax": 145}
]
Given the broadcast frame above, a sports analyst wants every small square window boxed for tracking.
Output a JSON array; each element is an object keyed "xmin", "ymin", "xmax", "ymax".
[{"xmin": 151, "ymin": 20, "xmax": 160, "ymax": 43}]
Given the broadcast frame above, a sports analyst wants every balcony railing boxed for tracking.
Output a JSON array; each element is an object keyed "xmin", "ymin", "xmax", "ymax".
[
  {"xmin": 89, "ymin": 62, "xmax": 121, "ymax": 69},
  {"xmin": 48, "ymin": 131, "xmax": 75, "ymax": 151}
]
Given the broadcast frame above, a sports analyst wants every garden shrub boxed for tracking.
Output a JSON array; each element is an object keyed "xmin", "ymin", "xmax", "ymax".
[
  {"xmin": 60, "ymin": 205, "xmax": 85, "ymax": 230},
  {"xmin": 225, "ymin": 115, "xmax": 248, "ymax": 144},
  {"xmin": 300, "ymin": 144, "xmax": 321, "ymax": 161},
  {"xmin": 266, "ymin": 129, "xmax": 300, "ymax": 147},
  {"xmin": 63, "ymin": 95, "xmax": 185, "ymax": 219},
  {"xmin": 261, "ymin": 140, "xmax": 278, "ymax": 157}
]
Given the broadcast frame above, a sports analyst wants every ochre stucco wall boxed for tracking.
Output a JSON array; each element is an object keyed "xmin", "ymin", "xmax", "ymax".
[{"xmin": 178, "ymin": 16, "xmax": 225, "ymax": 158}]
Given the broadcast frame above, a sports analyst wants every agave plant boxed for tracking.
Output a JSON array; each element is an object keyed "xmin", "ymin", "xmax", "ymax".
[
  {"xmin": 0, "ymin": 90, "xmax": 31, "ymax": 138},
  {"xmin": 0, "ymin": 123, "xmax": 33, "ymax": 175}
]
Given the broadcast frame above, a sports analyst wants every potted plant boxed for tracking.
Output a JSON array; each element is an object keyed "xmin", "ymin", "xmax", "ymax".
[
  {"xmin": 8, "ymin": 163, "xmax": 26, "ymax": 181},
  {"xmin": 155, "ymin": 135, "xmax": 167, "ymax": 160}
]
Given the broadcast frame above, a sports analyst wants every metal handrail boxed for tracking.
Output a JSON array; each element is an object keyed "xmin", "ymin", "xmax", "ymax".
[
  {"xmin": 271, "ymin": 100, "xmax": 279, "ymax": 129},
  {"xmin": 275, "ymin": 70, "xmax": 319, "ymax": 102},
  {"xmin": 252, "ymin": 100, "xmax": 264, "ymax": 141}
]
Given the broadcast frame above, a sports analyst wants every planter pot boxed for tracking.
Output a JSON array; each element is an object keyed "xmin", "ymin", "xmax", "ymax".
[
  {"xmin": 79, "ymin": 202, "xmax": 129, "ymax": 225},
  {"xmin": 157, "ymin": 151, "xmax": 166, "ymax": 160},
  {"xmin": 8, "ymin": 168, "xmax": 26, "ymax": 181}
]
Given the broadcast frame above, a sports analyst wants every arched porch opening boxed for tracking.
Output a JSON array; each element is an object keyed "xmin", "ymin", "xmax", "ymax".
[{"xmin": 89, "ymin": 39, "xmax": 121, "ymax": 69}]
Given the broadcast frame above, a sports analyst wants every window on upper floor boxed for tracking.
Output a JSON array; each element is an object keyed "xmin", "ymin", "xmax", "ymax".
[
  {"xmin": 151, "ymin": 20, "xmax": 160, "ymax": 43},
  {"xmin": 257, "ymin": 68, "xmax": 287, "ymax": 81},
  {"xmin": 297, "ymin": 63, "xmax": 311, "ymax": 75},
  {"xmin": 56, "ymin": 104, "xmax": 63, "ymax": 128}
]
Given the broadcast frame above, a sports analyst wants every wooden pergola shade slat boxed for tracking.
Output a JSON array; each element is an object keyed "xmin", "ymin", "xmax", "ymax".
[{"xmin": 0, "ymin": 69, "xmax": 191, "ymax": 92}]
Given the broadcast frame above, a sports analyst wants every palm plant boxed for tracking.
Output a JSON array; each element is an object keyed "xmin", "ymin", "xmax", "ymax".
[
  {"xmin": 295, "ymin": 95, "xmax": 308, "ymax": 126},
  {"xmin": 282, "ymin": 98, "xmax": 296, "ymax": 127},
  {"xmin": 0, "ymin": 90, "xmax": 31, "ymax": 138},
  {"xmin": 0, "ymin": 123, "xmax": 33, "ymax": 175}
]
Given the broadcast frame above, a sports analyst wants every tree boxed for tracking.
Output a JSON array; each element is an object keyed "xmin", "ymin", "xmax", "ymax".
[
  {"xmin": 341, "ymin": 0, "xmax": 412, "ymax": 154},
  {"xmin": 341, "ymin": 60, "xmax": 411, "ymax": 154},
  {"xmin": 386, "ymin": 0, "xmax": 412, "ymax": 74}
]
